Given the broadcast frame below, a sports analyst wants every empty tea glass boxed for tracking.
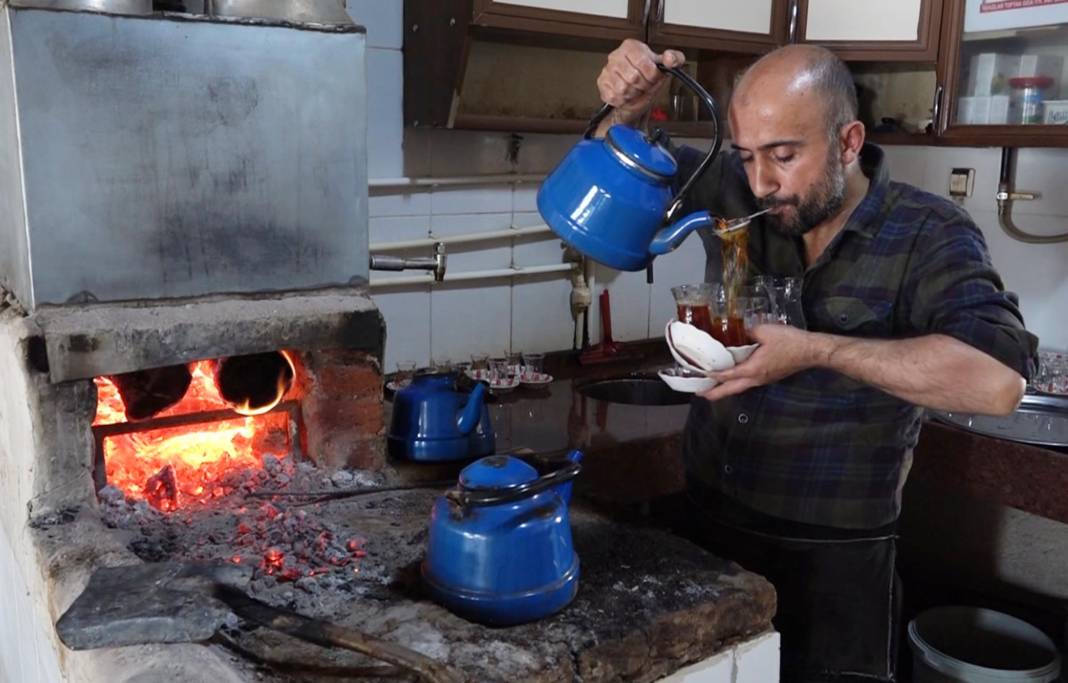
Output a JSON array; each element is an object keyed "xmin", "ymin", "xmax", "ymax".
[
  {"xmin": 753, "ymin": 275, "xmax": 805, "ymax": 328},
  {"xmin": 522, "ymin": 352, "xmax": 545, "ymax": 376},
  {"xmin": 394, "ymin": 361, "xmax": 416, "ymax": 388},
  {"xmin": 489, "ymin": 357, "xmax": 509, "ymax": 384},
  {"xmin": 507, "ymin": 352, "xmax": 522, "ymax": 378},
  {"xmin": 431, "ymin": 357, "xmax": 454, "ymax": 374},
  {"xmin": 470, "ymin": 354, "xmax": 490, "ymax": 380}
]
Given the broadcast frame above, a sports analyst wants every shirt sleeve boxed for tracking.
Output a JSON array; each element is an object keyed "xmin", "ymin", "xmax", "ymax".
[{"xmin": 904, "ymin": 207, "xmax": 1039, "ymax": 380}]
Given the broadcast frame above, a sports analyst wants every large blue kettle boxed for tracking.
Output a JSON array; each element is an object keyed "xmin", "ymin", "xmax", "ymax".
[
  {"xmin": 387, "ymin": 373, "xmax": 494, "ymax": 462},
  {"xmin": 422, "ymin": 450, "xmax": 583, "ymax": 626},
  {"xmin": 537, "ymin": 65, "xmax": 723, "ymax": 271}
]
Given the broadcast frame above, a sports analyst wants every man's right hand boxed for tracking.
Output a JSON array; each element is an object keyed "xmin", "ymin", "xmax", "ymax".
[{"xmin": 594, "ymin": 39, "xmax": 686, "ymax": 136}]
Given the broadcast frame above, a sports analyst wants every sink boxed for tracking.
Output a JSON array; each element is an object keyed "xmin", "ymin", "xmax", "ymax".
[{"xmin": 577, "ymin": 374, "xmax": 691, "ymax": 406}]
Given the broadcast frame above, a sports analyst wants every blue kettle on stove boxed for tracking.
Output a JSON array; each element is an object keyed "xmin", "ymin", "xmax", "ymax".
[
  {"xmin": 422, "ymin": 450, "xmax": 583, "ymax": 626},
  {"xmin": 536, "ymin": 65, "xmax": 723, "ymax": 271},
  {"xmin": 387, "ymin": 373, "xmax": 494, "ymax": 462}
]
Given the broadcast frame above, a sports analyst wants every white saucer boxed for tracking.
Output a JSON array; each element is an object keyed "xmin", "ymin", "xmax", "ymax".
[
  {"xmin": 658, "ymin": 368, "xmax": 717, "ymax": 394},
  {"xmin": 519, "ymin": 372, "xmax": 553, "ymax": 386},
  {"xmin": 488, "ymin": 377, "xmax": 521, "ymax": 393},
  {"xmin": 727, "ymin": 344, "xmax": 759, "ymax": 364}
]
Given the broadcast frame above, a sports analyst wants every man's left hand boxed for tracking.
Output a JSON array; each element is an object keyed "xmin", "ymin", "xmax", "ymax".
[{"xmin": 698, "ymin": 324, "xmax": 827, "ymax": 402}]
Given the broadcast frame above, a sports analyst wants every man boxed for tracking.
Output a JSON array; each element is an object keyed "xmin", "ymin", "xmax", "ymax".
[{"xmin": 595, "ymin": 40, "xmax": 1038, "ymax": 681}]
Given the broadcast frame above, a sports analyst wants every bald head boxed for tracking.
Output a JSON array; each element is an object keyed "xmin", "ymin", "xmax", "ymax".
[{"xmin": 734, "ymin": 45, "xmax": 858, "ymax": 140}]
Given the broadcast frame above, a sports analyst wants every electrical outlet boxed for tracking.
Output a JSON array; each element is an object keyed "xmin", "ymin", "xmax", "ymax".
[{"xmin": 949, "ymin": 168, "xmax": 975, "ymax": 198}]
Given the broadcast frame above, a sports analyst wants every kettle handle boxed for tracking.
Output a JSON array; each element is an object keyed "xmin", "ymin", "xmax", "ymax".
[
  {"xmin": 582, "ymin": 64, "xmax": 722, "ymax": 224},
  {"xmin": 446, "ymin": 460, "xmax": 582, "ymax": 509}
]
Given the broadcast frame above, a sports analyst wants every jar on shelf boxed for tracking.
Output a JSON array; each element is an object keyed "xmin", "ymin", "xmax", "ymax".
[{"xmin": 1009, "ymin": 76, "xmax": 1055, "ymax": 125}]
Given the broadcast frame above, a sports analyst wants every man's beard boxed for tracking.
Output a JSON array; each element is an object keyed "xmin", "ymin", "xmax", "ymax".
[{"xmin": 756, "ymin": 154, "xmax": 847, "ymax": 237}]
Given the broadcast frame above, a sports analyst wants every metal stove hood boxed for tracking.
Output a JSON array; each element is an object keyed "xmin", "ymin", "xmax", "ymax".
[{"xmin": 0, "ymin": 0, "xmax": 369, "ymax": 311}]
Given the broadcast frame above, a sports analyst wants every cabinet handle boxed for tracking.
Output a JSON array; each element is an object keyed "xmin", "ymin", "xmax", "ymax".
[
  {"xmin": 642, "ymin": 0, "xmax": 652, "ymax": 26},
  {"xmin": 657, "ymin": 0, "xmax": 664, "ymax": 24},
  {"xmin": 787, "ymin": 0, "xmax": 799, "ymax": 43},
  {"xmin": 931, "ymin": 84, "xmax": 944, "ymax": 133}
]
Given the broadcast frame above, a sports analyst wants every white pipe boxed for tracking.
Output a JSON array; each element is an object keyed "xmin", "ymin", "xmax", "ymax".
[
  {"xmin": 368, "ymin": 174, "xmax": 545, "ymax": 190},
  {"xmin": 369, "ymin": 224, "xmax": 553, "ymax": 252},
  {"xmin": 370, "ymin": 263, "xmax": 574, "ymax": 288}
]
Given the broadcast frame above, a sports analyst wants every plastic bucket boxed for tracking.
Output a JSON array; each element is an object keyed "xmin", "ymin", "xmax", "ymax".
[{"xmin": 908, "ymin": 606, "xmax": 1061, "ymax": 683}]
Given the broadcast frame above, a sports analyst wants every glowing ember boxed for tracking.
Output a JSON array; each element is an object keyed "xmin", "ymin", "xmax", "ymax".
[{"xmin": 94, "ymin": 356, "xmax": 295, "ymax": 510}]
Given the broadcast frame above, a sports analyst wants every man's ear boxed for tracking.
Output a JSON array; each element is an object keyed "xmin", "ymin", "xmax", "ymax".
[{"xmin": 840, "ymin": 120, "xmax": 866, "ymax": 166}]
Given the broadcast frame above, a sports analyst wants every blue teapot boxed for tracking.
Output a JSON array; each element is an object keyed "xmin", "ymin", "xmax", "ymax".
[
  {"xmin": 537, "ymin": 65, "xmax": 723, "ymax": 271},
  {"xmin": 422, "ymin": 450, "xmax": 583, "ymax": 626},
  {"xmin": 387, "ymin": 373, "xmax": 494, "ymax": 462}
]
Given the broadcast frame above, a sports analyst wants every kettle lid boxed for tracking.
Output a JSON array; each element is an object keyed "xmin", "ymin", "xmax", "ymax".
[
  {"xmin": 605, "ymin": 125, "xmax": 677, "ymax": 180},
  {"xmin": 459, "ymin": 455, "xmax": 537, "ymax": 490}
]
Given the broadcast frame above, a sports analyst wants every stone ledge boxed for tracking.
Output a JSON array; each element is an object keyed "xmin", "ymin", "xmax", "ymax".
[{"xmin": 31, "ymin": 287, "xmax": 384, "ymax": 382}]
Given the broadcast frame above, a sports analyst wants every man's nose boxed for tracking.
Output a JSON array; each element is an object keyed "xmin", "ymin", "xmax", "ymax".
[{"xmin": 751, "ymin": 159, "xmax": 780, "ymax": 199}]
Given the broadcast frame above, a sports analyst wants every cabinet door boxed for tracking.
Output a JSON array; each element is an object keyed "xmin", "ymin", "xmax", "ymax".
[
  {"xmin": 648, "ymin": 0, "xmax": 789, "ymax": 53},
  {"xmin": 797, "ymin": 0, "xmax": 943, "ymax": 61},
  {"xmin": 936, "ymin": 0, "xmax": 1068, "ymax": 146},
  {"xmin": 471, "ymin": 0, "xmax": 646, "ymax": 42}
]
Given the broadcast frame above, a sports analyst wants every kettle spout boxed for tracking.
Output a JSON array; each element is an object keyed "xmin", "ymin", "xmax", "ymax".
[
  {"xmin": 455, "ymin": 381, "xmax": 486, "ymax": 435},
  {"xmin": 648, "ymin": 210, "xmax": 714, "ymax": 257}
]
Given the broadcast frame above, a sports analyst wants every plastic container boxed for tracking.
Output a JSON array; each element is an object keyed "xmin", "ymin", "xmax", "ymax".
[
  {"xmin": 909, "ymin": 606, "xmax": 1061, "ymax": 683},
  {"xmin": 1043, "ymin": 100, "xmax": 1068, "ymax": 125},
  {"xmin": 1009, "ymin": 76, "xmax": 1055, "ymax": 125}
]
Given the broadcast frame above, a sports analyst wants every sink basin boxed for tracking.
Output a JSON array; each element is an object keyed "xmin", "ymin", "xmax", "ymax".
[{"xmin": 577, "ymin": 374, "xmax": 691, "ymax": 406}]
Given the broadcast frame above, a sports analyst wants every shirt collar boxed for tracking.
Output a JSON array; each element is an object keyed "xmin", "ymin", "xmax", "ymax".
[{"xmin": 842, "ymin": 143, "xmax": 890, "ymax": 240}]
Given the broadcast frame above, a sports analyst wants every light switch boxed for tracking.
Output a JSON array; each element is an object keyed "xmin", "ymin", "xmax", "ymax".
[{"xmin": 949, "ymin": 168, "xmax": 975, "ymax": 198}]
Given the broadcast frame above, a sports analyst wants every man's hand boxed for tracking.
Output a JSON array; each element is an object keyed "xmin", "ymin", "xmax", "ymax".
[
  {"xmin": 595, "ymin": 39, "xmax": 686, "ymax": 135},
  {"xmin": 698, "ymin": 324, "xmax": 824, "ymax": 402}
]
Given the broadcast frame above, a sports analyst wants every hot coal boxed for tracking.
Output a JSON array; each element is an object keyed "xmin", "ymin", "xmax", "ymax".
[{"xmin": 98, "ymin": 454, "xmax": 388, "ymax": 616}]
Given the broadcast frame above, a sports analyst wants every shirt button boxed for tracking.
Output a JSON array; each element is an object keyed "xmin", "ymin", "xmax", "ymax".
[
  {"xmin": 737, "ymin": 413, "xmax": 750, "ymax": 424},
  {"xmin": 839, "ymin": 314, "xmax": 850, "ymax": 324},
  {"xmin": 724, "ymin": 464, "xmax": 734, "ymax": 475}
]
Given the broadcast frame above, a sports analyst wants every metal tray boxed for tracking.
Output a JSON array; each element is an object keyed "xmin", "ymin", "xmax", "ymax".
[{"xmin": 928, "ymin": 391, "xmax": 1068, "ymax": 449}]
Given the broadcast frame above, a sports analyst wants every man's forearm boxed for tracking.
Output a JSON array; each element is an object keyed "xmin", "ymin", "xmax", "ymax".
[{"xmin": 811, "ymin": 332, "xmax": 1026, "ymax": 416}]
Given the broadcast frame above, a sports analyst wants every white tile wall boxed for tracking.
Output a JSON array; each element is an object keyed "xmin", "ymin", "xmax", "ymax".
[
  {"xmin": 366, "ymin": 47, "xmax": 404, "ymax": 179},
  {"xmin": 883, "ymin": 145, "xmax": 1068, "ymax": 350}
]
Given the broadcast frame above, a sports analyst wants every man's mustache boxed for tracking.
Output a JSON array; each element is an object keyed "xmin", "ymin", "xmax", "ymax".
[{"xmin": 756, "ymin": 196, "xmax": 799, "ymax": 209}]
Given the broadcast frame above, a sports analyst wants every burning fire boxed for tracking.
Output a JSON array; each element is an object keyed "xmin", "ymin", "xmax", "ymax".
[{"xmin": 94, "ymin": 355, "xmax": 296, "ymax": 511}]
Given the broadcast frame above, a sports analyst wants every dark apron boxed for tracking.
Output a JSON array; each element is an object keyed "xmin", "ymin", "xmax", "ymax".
[{"xmin": 684, "ymin": 487, "xmax": 901, "ymax": 682}]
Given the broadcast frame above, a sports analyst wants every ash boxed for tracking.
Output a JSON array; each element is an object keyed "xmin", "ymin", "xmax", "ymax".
[{"xmin": 99, "ymin": 454, "xmax": 411, "ymax": 617}]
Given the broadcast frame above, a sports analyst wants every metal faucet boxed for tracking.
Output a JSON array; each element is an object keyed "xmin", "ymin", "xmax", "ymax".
[{"xmin": 369, "ymin": 242, "xmax": 447, "ymax": 282}]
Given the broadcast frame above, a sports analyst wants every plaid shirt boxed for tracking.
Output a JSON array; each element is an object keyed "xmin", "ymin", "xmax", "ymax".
[{"xmin": 673, "ymin": 143, "xmax": 1039, "ymax": 529}]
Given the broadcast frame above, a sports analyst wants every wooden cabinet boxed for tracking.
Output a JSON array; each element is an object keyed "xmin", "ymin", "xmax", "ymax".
[
  {"xmin": 470, "ymin": 0, "xmax": 646, "ymax": 42},
  {"xmin": 796, "ymin": 0, "xmax": 943, "ymax": 61},
  {"xmin": 405, "ymin": 0, "xmax": 1068, "ymax": 147},
  {"xmin": 934, "ymin": 0, "xmax": 1068, "ymax": 147},
  {"xmin": 647, "ymin": 0, "xmax": 789, "ymax": 54}
]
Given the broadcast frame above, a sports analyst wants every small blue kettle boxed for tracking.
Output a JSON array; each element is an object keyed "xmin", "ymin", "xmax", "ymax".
[
  {"xmin": 537, "ymin": 65, "xmax": 723, "ymax": 271},
  {"xmin": 422, "ymin": 450, "xmax": 583, "ymax": 626},
  {"xmin": 387, "ymin": 373, "xmax": 494, "ymax": 462}
]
